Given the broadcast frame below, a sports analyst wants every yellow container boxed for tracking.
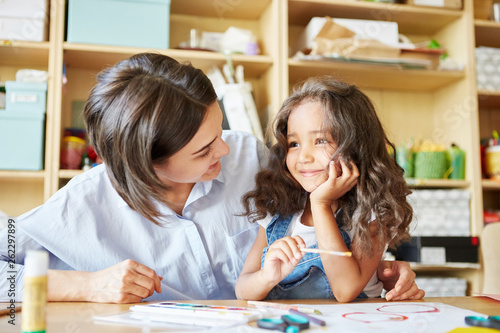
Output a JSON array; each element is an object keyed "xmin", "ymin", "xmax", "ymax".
[{"xmin": 485, "ymin": 146, "xmax": 500, "ymax": 177}]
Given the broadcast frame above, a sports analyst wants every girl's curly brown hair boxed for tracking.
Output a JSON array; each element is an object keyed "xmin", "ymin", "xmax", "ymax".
[{"xmin": 242, "ymin": 76, "xmax": 412, "ymax": 255}]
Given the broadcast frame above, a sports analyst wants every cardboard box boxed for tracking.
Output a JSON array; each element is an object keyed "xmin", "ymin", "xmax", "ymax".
[
  {"xmin": 293, "ymin": 17, "xmax": 399, "ymax": 55},
  {"xmin": 0, "ymin": 110, "xmax": 45, "ymax": 171},
  {"xmin": 0, "ymin": 0, "xmax": 49, "ymax": 41},
  {"xmin": 407, "ymin": 0, "xmax": 462, "ymax": 10},
  {"xmin": 67, "ymin": 0, "xmax": 171, "ymax": 49}
]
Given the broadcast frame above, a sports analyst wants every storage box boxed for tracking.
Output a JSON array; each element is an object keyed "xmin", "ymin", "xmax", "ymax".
[
  {"xmin": 67, "ymin": 0, "xmax": 171, "ymax": 49},
  {"xmin": 5, "ymin": 81, "xmax": 47, "ymax": 112},
  {"xmin": 408, "ymin": 189, "xmax": 470, "ymax": 236},
  {"xmin": 0, "ymin": 110, "xmax": 45, "ymax": 170},
  {"xmin": 407, "ymin": 0, "xmax": 462, "ymax": 9},
  {"xmin": 392, "ymin": 236, "xmax": 479, "ymax": 264},
  {"xmin": 414, "ymin": 277, "xmax": 467, "ymax": 297},
  {"xmin": 0, "ymin": 0, "xmax": 49, "ymax": 41}
]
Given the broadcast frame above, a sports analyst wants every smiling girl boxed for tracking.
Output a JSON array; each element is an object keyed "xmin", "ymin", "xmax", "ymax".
[{"xmin": 235, "ymin": 76, "xmax": 414, "ymax": 302}]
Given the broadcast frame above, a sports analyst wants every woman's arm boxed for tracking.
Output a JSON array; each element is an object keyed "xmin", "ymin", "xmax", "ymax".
[
  {"xmin": 47, "ymin": 260, "xmax": 162, "ymax": 303},
  {"xmin": 377, "ymin": 260, "xmax": 425, "ymax": 300},
  {"xmin": 235, "ymin": 227, "xmax": 305, "ymax": 300}
]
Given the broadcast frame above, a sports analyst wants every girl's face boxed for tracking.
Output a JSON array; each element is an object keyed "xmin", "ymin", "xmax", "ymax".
[
  {"xmin": 286, "ymin": 101, "xmax": 337, "ymax": 193},
  {"xmin": 154, "ymin": 102, "xmax": 230, "ymax": 185}
]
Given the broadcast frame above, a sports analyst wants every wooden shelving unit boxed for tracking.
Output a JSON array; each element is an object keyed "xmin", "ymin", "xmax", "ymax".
[
  {"xmin": 0, "ymin": 0, "xmax": 494, "ymax": 294},
  {"xmin": 289, "ymin": 59, "xmax": 464, "ymax": 91},
  {"xmin": 63, "ymin": 43, "xmax": 273, "ymax": 77},
  {"xmin": 482, "ymin": 179, "xmax": 500, "ymax": 190},
  {"xmin": 406, "ymin": 179, "xmax": 470, "ymax": 188},
  {"xmin": 287, "ymin": 0, "xmax": 462, "ymax": 34},
  {"xmin": 411, "ymin": 263, "xmax": 481, "ymax": 271},
  {"xmin": 475, "ymin": 19, "xmax": 500, "ymax": 47}
]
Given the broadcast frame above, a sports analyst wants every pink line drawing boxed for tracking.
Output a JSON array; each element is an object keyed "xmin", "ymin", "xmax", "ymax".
[
  {"xmin": 342, "ymin": 312, "xmax": 409, "ymax": 324},
  {"xmin": 377, "ymin": 304, "xmax": 440, "ymax": 314}
]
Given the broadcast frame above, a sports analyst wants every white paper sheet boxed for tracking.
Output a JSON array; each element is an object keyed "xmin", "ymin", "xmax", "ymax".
[
  {"xmin": 268, "ymin": 302, "xmax": 485, "ymax": 333},
  {"xmin": 94, "ymin": 302, "xmax": 486, "ymax": 333}
]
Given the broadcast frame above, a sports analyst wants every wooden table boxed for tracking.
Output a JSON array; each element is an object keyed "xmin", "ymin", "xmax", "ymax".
[{"xmin": 1, "ymin": 297, "xmax": 499, "ymax": 332}]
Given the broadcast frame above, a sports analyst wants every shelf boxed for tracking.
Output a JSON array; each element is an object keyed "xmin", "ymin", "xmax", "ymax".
[
  {"xmin": 410, "ymin": 262, "xmax": 481, "ymax": 271},
  {"xmin": 288, "ymin": 59, "xmax": 464, "ymax": 91},
  {"xmin": 171, "ymin": 0, "xmax": 271, "ymax": 20},
  {"xmin": 475, "ymin": 19, "xmax": 500, "ymax": 48},
  {"xmin": 288, "ymin": 0, "xmax": 463, "ymax": 35},
  {"xmin": 482, "ymin": 179, "xmax": 500, "ymax": 190},
  {"xmin": 59, "ymin": 169, "xmax": 84, "ymax": 179},
  {"xmin": 406, "ymin": 178, "xmax": 470, "ymax": 188},
  {"xmin": 0, "ymin": 170, "xmax": 45, "ymax": 180},
  {"xmin": 0, "ymin": 41, "xmax": 50, "ymax": 67},
  {"xmin": 63, "ymin": 43, "xmax": 273, "ymax": 78},
  {"xmin": 478, "ymin": 90, "xmax": 500, "ymax": 108}
]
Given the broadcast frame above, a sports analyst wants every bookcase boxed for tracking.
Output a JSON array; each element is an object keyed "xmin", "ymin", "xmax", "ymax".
[
  {"xmin": 474, "ymin": 0, "xmax": 500, "ymax": 266},
  {"xmin": 0, "ymin": 0, "xmax": 493, "ymax": 293}
]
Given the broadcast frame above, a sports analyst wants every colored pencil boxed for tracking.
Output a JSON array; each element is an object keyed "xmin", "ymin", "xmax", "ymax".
[
  {"xmin": 247, "ymin": 301, "xmax": 322, "ymax": 315},
  {"xmin": 289, "ymin": 308, "xmax": 326, "ymax": 326},
  {"xmin": 300, "ymin": 248, "xmax": 352, "ymax": 257}
]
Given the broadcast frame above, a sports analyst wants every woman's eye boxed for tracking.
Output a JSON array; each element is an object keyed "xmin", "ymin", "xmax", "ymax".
[
  {"xmin": 199, "ymin": 147, "xmax": 212, "ymax": 158},
  {"xmin": 288, "ymin": 142, "xmax": 299, "ymax": 148}
]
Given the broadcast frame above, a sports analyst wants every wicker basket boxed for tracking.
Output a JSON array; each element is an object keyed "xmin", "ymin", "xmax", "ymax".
[{"xmin": 414, "ymin": 151, "xmax": 450, "ymax": 179}]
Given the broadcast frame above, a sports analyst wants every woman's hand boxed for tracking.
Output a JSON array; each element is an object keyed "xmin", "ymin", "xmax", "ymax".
[
  {"xmin": 310, "ymin": 159, "xmax": 359, "ymax": 210},
  {"xmin": 377, "ymin": 260, "xmax": 425, "ymax": 301},
  {"xmin": 87, "ymin": 259, "xmax": 163, "ymax": 303},
  {"xmin": 262, "ymin": 236, "xmax": 306, "ymax": 285},
  {"xmin": 48, "ymin": 259, "xmax": 163, "ymax": 303}
]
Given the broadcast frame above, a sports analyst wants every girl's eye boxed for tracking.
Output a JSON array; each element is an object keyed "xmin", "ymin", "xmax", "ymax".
[
  {"xmin": 288, "ymin": 142, "xmax": 299, "ymax": 148},
  {"xmin": 316, "ymin": 138, "xmax": 328, "ymax": 144}
]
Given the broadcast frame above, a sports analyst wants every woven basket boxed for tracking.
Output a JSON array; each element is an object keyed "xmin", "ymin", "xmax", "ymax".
[{"xmin": 414, "ymin": 151, "xmax": 450, "ymax": 179}]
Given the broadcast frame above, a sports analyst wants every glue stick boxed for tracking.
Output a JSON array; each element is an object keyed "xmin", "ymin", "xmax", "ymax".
[{"xmin": 21, "ymin": 250, "xmax": 49, "ymax": 333}]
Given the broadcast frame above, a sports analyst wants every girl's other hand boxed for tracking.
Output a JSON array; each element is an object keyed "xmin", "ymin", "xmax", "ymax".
[
  {"xmin": 262, "ymin": 236, "xmax": 306, "ymax": 284},
  {"xmin": 310, "ymin": 159, "xmax": 359, "ymax": 208}
]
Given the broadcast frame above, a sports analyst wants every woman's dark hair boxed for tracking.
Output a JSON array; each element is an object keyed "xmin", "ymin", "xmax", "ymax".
[
  {"xmin": 243, "ymin": 76, "xmax": 412, "ymax": 254},
  {"xmin": 84, "ymin": 53, "xmax": 217, "ymax": 224}
]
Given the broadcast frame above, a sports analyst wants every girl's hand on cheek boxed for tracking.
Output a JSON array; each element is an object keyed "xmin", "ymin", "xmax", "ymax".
[
  {"xmin": 310, "ymin": 159, "xmax": 359, "ymax": 206},
  {"xmin": 262, "ymin": 236, "xmax": 305, "ymax": 284}
]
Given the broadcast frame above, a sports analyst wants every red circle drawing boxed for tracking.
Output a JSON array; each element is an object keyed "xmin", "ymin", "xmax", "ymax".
[
  {"xmin": 377, "ymin": 304, "xmax": 439, "ymax": 314},
  {"xmin": 342, "ymin": 312, "xmax": 408, "ymax": 324}
]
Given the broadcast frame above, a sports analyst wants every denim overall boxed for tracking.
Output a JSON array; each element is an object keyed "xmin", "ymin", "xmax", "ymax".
[{"xmin": 261, "ymin": 214, "xmax": 368, "ymax": 300}]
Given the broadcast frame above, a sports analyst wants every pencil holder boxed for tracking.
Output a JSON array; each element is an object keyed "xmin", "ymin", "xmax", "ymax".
[{"xmin": 414, "ymin": 151, "xmax": 450, "ymax": 179}]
